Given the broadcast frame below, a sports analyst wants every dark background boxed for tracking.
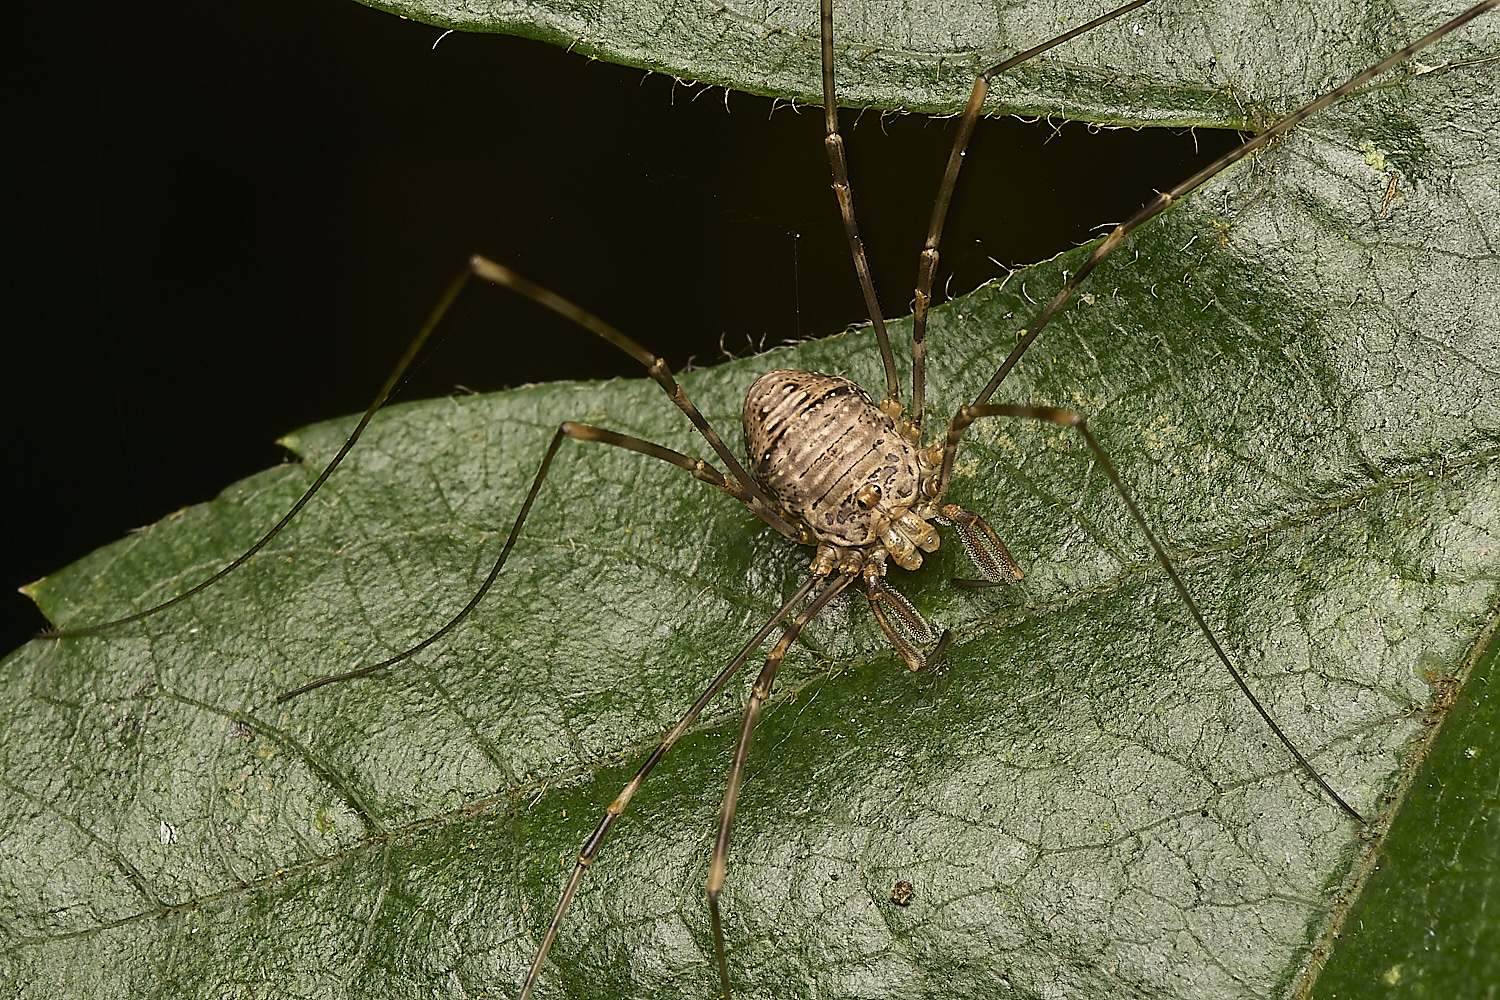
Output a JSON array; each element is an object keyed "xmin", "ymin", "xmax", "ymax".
[{"xmin": 3, "ymin": 0, "xmax": 1240, "ymax": 652}]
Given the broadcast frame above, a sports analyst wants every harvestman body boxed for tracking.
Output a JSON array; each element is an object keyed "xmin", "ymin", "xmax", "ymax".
[
  {"xmin": 743, "ymin": 368, "xmax": 1020, "ymax": 664},
  {"xmin": 32, "ymin": 0, "xmax": 1498, "ymax": 996}
]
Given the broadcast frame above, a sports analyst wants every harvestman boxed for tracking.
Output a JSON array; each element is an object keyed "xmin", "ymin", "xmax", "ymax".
[{"xmin": 34, "ymin": 0, "xmax": 1498, "ymax": 996}]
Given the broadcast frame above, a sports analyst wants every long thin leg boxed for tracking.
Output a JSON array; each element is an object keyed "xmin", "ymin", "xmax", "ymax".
[
  {"xmin": 276, "ymin": 420, "xmax": 798, "ymax": 700},
  {"xmin": 469, "ymin": 257, "xmax": 787, "ymax": 518},
  {"xmin": 41, "ymin": 253, "xmax": 797, "ymax": 639},
  {"xmin": 36, "ymin": 265, "xmax": 478, "ymax": 638},
  {"xmin": 515, "ymin": 573, "xmax": 826, "ymax": 1000},
  {"xmin": 707, "ymin": 569, "xmax": 856, "ymax": 998},
  {"xmin": 907, "ymin": 0, "xmax": 1156, "ymax": 433},
  {"xmin": 943, "ymin": 402, "xmax": 1367, "ymax": 824},
  {"xmin": 817, "ymin": 0, "xmax": 1157, "ymax": 424},
  {"xmin": 960, "ymin": 0, "xmax": 1500, "ymax": 418},
  {"xmin": 819, "ymin": 0, "xmax": 901, "ymax": 414}
]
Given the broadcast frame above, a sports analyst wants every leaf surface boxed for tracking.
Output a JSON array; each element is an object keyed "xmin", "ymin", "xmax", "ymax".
[{"xmin": 3, "ymin": 1, "xmax": 1498, "ymax": 998}]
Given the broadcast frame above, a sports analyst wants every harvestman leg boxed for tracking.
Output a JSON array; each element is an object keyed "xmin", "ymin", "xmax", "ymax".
[
  {"xmin": 271, "ymin": 257, "xmax": 809, "ymax": 698},
  {"xmin": 36, "ymin": 269, "xmax": 480, "ymax": 639},
  {"xmin": 514, "ymin": 572, "xmax": 847, "ymax": 1000},
  {"xmin": 41, "ymin": 254, "xmax": 804, "ymax": 680},
  {"xmin": 817, "ymin": 0, "xmax": 1157, "ymax": 427},
  {"xmin": 939, "ymin": 404, "xmax": 1367, "ymax": 823},
  {"xmin": 36, "ymin": 238, "xmax": 817, "ymax": 699},
  {"xmin": 276, "ymin": 415, "xmax": 788, "ymax": 699},
  {"xmin": 705, "ymin": 570, "xmax": 857, "ymax": 990}
]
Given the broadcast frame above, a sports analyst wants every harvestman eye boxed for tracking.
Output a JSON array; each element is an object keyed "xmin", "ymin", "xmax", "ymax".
[{"xmin": 18, "ymin": 0, "xmax": 1498, "ymax": 997}]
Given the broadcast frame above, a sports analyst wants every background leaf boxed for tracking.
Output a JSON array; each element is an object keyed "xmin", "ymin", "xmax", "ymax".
[{"xmin": 4, "ymin": 1, "xmax": 1498, "ymax": 999}]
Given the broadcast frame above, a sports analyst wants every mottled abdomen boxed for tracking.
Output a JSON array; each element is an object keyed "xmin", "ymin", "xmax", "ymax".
[{"xmin": 742, "ymin": 370, "xmax": 920, "ymax": 547}]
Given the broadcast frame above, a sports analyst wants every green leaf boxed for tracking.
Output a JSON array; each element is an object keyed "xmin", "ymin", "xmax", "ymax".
[
  {"xmin": 4, "ymin": 2, "xmax": 1498, "ymax": 999},
  {"xmin": 1310, "ymin": 626, "xmax": 1500, "ymax": 999}
]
